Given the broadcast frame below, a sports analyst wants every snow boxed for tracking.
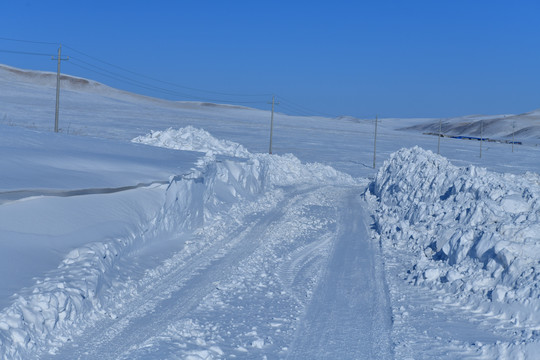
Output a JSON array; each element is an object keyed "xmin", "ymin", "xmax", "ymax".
[
  {"xmin": 288, "ymin": 194, "xmax": 393, "ymax": 359},
  {"xmin": 401, "ymin": 110, "xmax": 540, "ymax": 145},
  {"xmin": 372, "ymin": 146, "xmax": 540, "ymax": 292},
  {"xmin": 132, "ymin": 126, "xmax": 251, "ymax": 158},
  {"xmin": 2, "ymin": 63, "xmax": 540, "ymax": 358},
  {"xmin": 369, "ymin": 146, "xmax": 540, "ymax": 357}
]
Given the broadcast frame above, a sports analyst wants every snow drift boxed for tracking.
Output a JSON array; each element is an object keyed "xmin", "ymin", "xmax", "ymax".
[
  {"xmin": 132, "ymin": 127, "xmax": 356, "ymax": 187},
  {"xmin": 371, "ymin": 146, "xmax": 540, "ymax": 328}
]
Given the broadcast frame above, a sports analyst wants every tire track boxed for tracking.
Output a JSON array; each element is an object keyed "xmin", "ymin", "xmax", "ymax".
[
  {"xmin": 47, "ymin": 186, "xmax": 318, "ymax": 359},
  {"xmin": 288, "ymin": 191, "xmax": 394, "ymax": 359}
]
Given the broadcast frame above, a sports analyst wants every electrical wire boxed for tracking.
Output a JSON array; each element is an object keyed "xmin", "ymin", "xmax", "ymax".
[
  {"xmin": 0, "ymin": 36, "xmax": 57, "ymax": 45},
  {"xmin": 278, "ymin": 95, "xmax": 337, "ymax": 118},
  {"xmin": 0, "ymin": 49, "xmax": 52, "ymax": 57},
  {"xmin": 277, "ymin": 103, "xmax": 313, "ymax": 117},
  {"xmin": 65, "ymin": 54, "xmax": 270, "ymax": 104},
  {"xmin": 68, "ymin": 60, "xmax": 181, "ymax": 97},
  {"xmin": 63, "ymin": 44, "xmax": 272, "ymax": 98},
  {"xmin": 0, "ymin": 37, "xmax": 337, "ymax": 118},
  {"xmin": 67, "ymin": 59, "xmax": 267, "ymax": 105},
  {"xmin": 69, "ymin": 57, "xmax": 178, "ymax": 92},
  {"xmin": 278, "ymin": 97, "xmax": 337, "ymax": 118}
]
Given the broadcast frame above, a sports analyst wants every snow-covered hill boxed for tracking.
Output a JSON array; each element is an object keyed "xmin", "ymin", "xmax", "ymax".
[
  {"xmin": 1, "ymin": 63, "xmax": 540, "ymax": 358},
  {"xmin": 401, "ymin": 109, "xmax": 540, "ymax": 142}
]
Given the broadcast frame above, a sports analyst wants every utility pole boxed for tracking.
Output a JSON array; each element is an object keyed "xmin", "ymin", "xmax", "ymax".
[
  {"xmin": 437, "ymin": 118, "xmax": 442, "ymax": 155},
  {"xmin": 268, "ymin": 95, "xmax": 279, "ymax": 154},
  {"xmin": 373, "ymin": 115, "xmax": 378, "ymax": 168},
  {"xmin": 52, "ymin": 44, "xmax": 69, "ymax": 133},
  {"xmin": 480, "ymin": 120, "xmax": 483, "ymax": 158},
  {"xmin": 512, "ymin": 121, "xmax": 515, "ymax": 153}
]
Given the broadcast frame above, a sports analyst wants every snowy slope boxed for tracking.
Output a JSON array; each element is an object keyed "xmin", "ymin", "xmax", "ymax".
[
  {"xmin": 402, "ymin": 109, "xmax": 540, "ymax": 143},
  {"xmin": 4, "ymin": 63, "xmax": 540, "ymax": 177},
  {"xmin": 2, "ymin": 63, "xmax": 540, "ymax": 359}
]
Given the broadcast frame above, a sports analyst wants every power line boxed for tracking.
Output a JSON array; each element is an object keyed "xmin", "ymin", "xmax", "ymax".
[
  {"xmin": 66, "ymin": 53, "xmax": 269, "ymax": 104},
  {"xmin": 0, "ymin": 39, "xmax": 336, "ymax": 118},
  {"xmin": 279, "ymin": 100, "xmax": 332, "ymax": 118},
  {"xmin": 277, "ymin": 103, "xmax": 312, "ymax": 117},
  {"xmin": 0, "ymin": 49, "xmax": 52, "ymax": 56},
  {"xmin": 278, "ymin": 95, "xmax": 337, "ymax": 118},
  {"xmin": 67, "ymin": 59, "xmax": 267, "ymax": 105},
  {"xmin": 0, "ymin": 36, "xmax": 57, "ymax": 45},
  {"xmin": 67, "ymin": 60, "xmax": 200, "ymax": 98},
  {"xmin": 68, "ymin": 54, "xmax": 333, "ymax": 113},
  {"xmin": 63, "ymin": 44, "xmax": 272, "ymax": 98},
  {"xmin": 69, "ymin": 57, "xmax": 178, "ymax": 93}
]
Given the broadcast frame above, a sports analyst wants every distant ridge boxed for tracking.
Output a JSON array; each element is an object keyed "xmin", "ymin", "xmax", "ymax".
[
  {"xmin": 401, "ymin": 110, "xmax": 540, "ymax": 140},
  {"xmin": 0, "ymin": 63, "xmax": 106, "ymax": 91}
]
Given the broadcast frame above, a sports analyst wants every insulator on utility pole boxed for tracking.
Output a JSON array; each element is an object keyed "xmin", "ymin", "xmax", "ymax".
[
  {"xmin": 52, "ymin": 44, "xmax": 69, "ymax": 133},
  {"xmin": 268, "ymin": 95, "xmax": 279, "ymax": 154}
]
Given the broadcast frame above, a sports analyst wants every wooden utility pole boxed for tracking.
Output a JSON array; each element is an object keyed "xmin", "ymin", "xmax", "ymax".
[
  {"xmin": 437, "ymin": 118, "xmax": 442, "ymax": 154},
  {"xmin": 373, "ymin": 115, "xmax": 378, "ymax": 168},
  {"xmin": 480, "ymin": 120, "xmax": 483, "ymax": 158},
  {"xmin": 512, "ymin": 121, "xmax": 515, "ymax": 153},
  {"xmin": 268, "ymin": 95, "xmax": 279, "ymax": 154},
  {"xmin": 52, "ymin": 44, "xmax": 69, "ymax": 133}
]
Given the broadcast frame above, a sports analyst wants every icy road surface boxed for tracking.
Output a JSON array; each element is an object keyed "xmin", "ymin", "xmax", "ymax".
[
  {"xmin": 289, "ymin": 194, "xmax": 392, "ymax": 359},
  {"xmin": 45, "ymin": 185, "xmax": 391, "ymax": 359}
]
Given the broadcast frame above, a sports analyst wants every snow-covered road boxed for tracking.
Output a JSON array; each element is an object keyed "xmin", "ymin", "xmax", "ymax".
[
  {"xmin": 44, "ymin": 184, "xmax": 386, "ymax": 359},
  {"xmin": 289, "ymin": 193, "xmax": 393, "ymax": 359}
]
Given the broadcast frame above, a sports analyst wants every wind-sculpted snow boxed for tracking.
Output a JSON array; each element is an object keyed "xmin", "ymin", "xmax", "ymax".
[
  {"xmin": 132, "ymin": 126, "xmax": 356, "ymax": 187},
  {"xmin": 0, "ymin": 127, "xmax": 355, "ymax": 359},
  {"xmin": 0, "ymin": 175, "xmax": 204, "ymax": 359},
  {"xmin": 371, "ymin": 146, "xmax": 540, "ymax": 355},
  {"xmin": 132, "ymin": 126, "xmax": 252, "ymax": 158}
]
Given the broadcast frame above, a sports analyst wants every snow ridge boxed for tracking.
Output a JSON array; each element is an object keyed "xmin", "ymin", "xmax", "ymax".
[
  {"xmin": 371, "ymin": 146, "xmax": 540, "ymax": 354},
  {"xmin": 132, "ymin": 127, "xmax": 356, "ymax": 187}
]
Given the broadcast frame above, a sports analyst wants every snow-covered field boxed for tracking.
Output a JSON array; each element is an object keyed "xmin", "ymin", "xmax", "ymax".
[{"xmin": 1, "ymin": 63, "xmax": 540, "ymax": 359}]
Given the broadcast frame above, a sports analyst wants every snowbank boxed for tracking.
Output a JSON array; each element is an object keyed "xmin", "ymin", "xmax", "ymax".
[
  {"xmin": 371, "ymin": 147, "xmax": 540, "ymax": 328},
  {"xmin": 0, "ymin": 160, "xmax": 266, "ymax": 359},
  {"xmin": 0, "ymin": 126, "xmax": 355, "ymax": 359}
]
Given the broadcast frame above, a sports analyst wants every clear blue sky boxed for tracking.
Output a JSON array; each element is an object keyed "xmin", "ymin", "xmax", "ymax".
[{"xmin": 1, "ymin": 0, "xmax": 539, "ymax": 118}]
